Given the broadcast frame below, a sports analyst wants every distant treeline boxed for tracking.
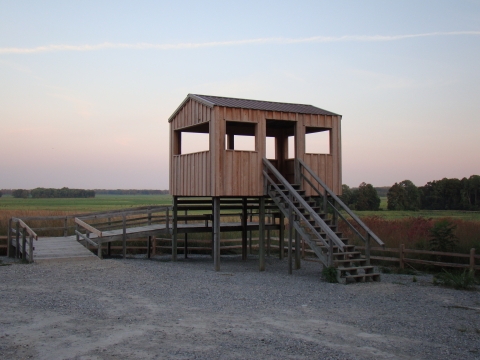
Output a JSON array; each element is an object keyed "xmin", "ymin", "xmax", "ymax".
[
  {"xmin": 343, "ymin": 175, "xmax": 480, "ymax": 211},
  {"xmin": 94, "ymin": 189, "xmax": 169, "ymax": 195},
  {"xmin": 9, "ymin": 188, "xmax": 95, "ymax": 198},
  {"xmin": 31, "ymin": 188, "xmax": 95, "ymax": 198}
]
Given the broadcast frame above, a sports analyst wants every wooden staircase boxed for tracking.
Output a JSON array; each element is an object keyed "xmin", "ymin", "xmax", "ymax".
[{"xmin": 263, "ymin": 158, "xmax": 383, "ymax": 284}]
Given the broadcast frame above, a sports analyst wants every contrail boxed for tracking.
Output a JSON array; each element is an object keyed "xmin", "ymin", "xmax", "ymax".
[{"xmin": 1, "ymin": 31, "xmax": 479, "ymax": 54}]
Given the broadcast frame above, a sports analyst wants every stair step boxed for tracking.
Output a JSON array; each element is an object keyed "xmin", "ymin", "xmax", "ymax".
[
  {"xmin": 334, "ymin": 259, "xmax": 367, "ymax": 266},
  {"xmin": 342, "ymin": 273, "xmax": 381, "ymax": 283},
  {"xmin": 337, "ymin": 265, "xmax": 374, "ymax": 272}
]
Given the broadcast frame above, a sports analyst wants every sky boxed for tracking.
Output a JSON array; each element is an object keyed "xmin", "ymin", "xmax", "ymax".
[{"xmin": 1, "ymin": 1, "xmax": 479, "ymax": 190}]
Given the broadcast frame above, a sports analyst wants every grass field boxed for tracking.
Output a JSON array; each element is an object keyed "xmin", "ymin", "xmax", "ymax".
[{"xmin": 0, "ymin": 194, "xmax": 173, "ymax": 212}]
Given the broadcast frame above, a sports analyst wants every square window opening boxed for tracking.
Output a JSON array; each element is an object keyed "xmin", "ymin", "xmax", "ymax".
[{"xmin": 305, "ymin": 128, "xmax": 330, "ymax": 154}]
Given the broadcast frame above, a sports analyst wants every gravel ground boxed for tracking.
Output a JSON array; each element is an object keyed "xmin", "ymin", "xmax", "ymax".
[{"xmin": 0, "ymin": 255, "xmax": 479, "ymax": 359}]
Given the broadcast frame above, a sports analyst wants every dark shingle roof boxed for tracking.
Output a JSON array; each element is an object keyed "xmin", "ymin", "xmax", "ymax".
[{"xmin": 168, "ymin": 94, "xmax": 339, "ymax": 122}]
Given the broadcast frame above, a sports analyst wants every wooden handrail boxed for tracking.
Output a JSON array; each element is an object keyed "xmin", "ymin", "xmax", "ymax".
[
  {"xmin": 12, "ymin": 218, "xmax": 38, "ymax": 240},
  {"xmin": 297, "ymin": 158, "xmax": 384, "ymax": 247},
  {"xmin": 74, "ymin": 218, "xmax": 102, "ymax": 237},
  {"xmin": 263, "ymin": 158, "xmax": 345, "ymax": 251}
]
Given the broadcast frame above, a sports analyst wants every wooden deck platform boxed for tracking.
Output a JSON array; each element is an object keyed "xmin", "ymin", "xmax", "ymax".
[{"xmin": 32, "ymin": 236, "xmax": 99, "ymax": 263}]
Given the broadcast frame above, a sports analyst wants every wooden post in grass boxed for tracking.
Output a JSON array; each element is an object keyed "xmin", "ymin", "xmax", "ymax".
[
  {"xmin": 470, "ymin": 248, "xmax": 476, "ymax": 272},
  {"xmin": 399, "ymin": 244, "xmax": 405, "ymax": 269}
]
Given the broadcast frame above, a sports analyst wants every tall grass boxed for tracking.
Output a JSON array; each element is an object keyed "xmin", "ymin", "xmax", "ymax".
[{"xmin": 339, "ymin": 215, "xmax": 480, "ymax": 254}]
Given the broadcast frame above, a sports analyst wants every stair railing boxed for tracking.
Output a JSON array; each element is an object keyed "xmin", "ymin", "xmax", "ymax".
[
  {"xmin": 263, "ymin": 158, "xmax": 345, "ymax": 252},
  {"xmin": 296, "ymin": 159, "xmax": 384, "ymax": 262}
]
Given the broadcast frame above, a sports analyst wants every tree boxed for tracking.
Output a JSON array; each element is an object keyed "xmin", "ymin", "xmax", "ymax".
[
  {"xmin": 429, "ymin": 219, "xmax": 458, "ymax": 253},
  {"xmin": 387, "ymin": 180, "xmax": 421, "ymax": 210},
  {"xmin": 340, "ymin": 184, "xmax": 354, "ymax": 207},
  {"xmin": 12, "ymin": 189, "xmax": 29, "ymax": 198},
  {"xmin": 0, "ymin": 190, "xmax": 2, "ymax": 198},
  {"xmin": 354, "ymin": 182, "xmax": 380, "ymax": 211}
]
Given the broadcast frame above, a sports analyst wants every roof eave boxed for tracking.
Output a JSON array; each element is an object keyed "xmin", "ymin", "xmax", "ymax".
[{"xmin": 168, "ymin": 94, "xmax": 215, "ymax": 123}]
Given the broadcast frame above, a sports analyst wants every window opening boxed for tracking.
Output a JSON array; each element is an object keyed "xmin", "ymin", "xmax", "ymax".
[
  {"xmin": 288, "ymin": 135, "xmax": 295, "ymax": 159},
  {"xmin": 266, "ymin": 137, "xmax": 276, "ymax": 159},
  {"xmin": 181, "ymin": 132, "xmax": 209, "ymax": 154},
  {"xmin": 305, "ymin": 127, "xmax": 330, "ymax": 154},
  {"xmin": 225, "ymin": 121, "xmax": 256, "ymax": 151}
]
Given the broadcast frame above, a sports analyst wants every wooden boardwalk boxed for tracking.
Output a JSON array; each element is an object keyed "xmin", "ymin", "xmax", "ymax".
[{"xmin": 32, "ymin": 236, "xmax": 99, "ymax": 263}]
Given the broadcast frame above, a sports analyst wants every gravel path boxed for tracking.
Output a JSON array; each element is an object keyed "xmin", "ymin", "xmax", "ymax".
[{"xmin": 0, "ymin": 255, "xmax": 479, "ymax": 359}]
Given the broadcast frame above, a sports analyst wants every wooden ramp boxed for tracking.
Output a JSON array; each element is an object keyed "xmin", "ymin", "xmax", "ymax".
[{"xmin": 33, "ymin": 236, "xmax": 99, "ymax": 263}]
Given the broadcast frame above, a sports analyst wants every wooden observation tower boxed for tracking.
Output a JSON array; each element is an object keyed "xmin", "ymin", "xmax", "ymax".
[{"xmin": 169, "ymin": 94, "xmax": 383, "ymax": 283}]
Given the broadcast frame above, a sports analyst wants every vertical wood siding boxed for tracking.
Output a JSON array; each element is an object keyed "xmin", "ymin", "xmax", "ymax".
[{"xmin": 172, "ymin": 151, "xmax": 211, "ymax": 196}]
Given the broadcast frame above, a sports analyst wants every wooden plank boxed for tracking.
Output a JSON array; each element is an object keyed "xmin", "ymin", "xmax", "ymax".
[
  {"xmin": 75, "ymin": 218, "xmax": 102, "ymax": 237},
  {"xmin": 213, "ymin": 197, "xmax": 220, "ymax": 271}
]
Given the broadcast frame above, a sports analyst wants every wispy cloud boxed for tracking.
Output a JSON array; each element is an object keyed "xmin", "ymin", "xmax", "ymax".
[{"xmin": 1, "ymin": 31, "xmax": 479, "ymax": 54}]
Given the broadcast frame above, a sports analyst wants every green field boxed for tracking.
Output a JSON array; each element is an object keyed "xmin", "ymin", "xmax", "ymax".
[
  {"xmin": 0, "ymin": 194, "xmax": 173, "ymax": 212},
  {"xmin": 355, "ymin": 197, "xmax": 480, "ymax": 221}
]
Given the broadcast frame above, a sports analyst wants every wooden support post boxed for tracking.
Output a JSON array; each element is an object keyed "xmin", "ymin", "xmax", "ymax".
[
  {"xmin": 152, "ymin": 236, "xmax": 156, "ymax": 256},
  {"xmin": 184, "ymin": 210, "xmax": 188, "ymax": 259},
  {"xmin": 172, "ymin": 197, "xmax": 178, "ymax": 261},
  {"xmin": 76, "ymin": 223, "xmax": 80, "ymax": 242},
  {"xmin": 259, "ymin": 197, "xmax": 265, "ymax": 271},
  {"xmin": 267, "ymin": 213, "xmax": 271, "ymax": 257},
  {"xmin": 288, "ymin": 202, "xmax": 293, "ymax": 275},
  {"xmin": 107, "ymin": 242, "xmax": 111, "ymax": 257},
  {"xmin": 64, "ymin": 217, "xmax": 68, "ymax": 237},
  {"xmin": 15, "ymin": 221, "xmax": 20, "ymax": 259},
  {"xmin": 328, "ymin": 237, "xmax": 333, "ymax": 267},
  {"xmin": 302, "ymin": 239, "xmax": 305, "ymax": 259},
  {"xmin": 323, "ymin": 189, "xmax": 328, "ymax": 215},
  {"xmin": 279, "ymin": 212, "xmax": 284, "ymax": 260},
  {"xmin": 399, "ymin": 243, "xmax": 405, "ymax": 269},
  {"xmin": 166, "ymin": 208, "xmax": 170, "ymax": 233},
  {"xmin": 241, "ymin": 197, "xmax": 247, "ymax": 261},
  {"xmin": 122, "ymin": 214, "xmax": 127, "ymax": 259},
  {"xmin": 470, "ymin": 248, "xmax": 475, "ymax": 272},
  {"xmin": 22, "ymin": 228, "xmax": 27, "ymax": 261},
  {"xmin": 294, "ymin": 227, "xmax": 301, "ymax": 270},
  {"xmin": 249, "ymin": 210, "xmax": 253, "ymax": 255},
  {"xmin": 213, "ymin": 197, "xmax": 221, "ymax": 271},
  {"xmin": 98, "ymin": 240, "xmax": 103, "ymax": 259},
  {"xmin": 7, "ymin": 218, "xmax": 12, "ymax": 258},
  {"xmin": 332, "ymin": 199, "xmax": 338, "ymax": 230},
  {"xmin": 365, "ymin": 233, "xmax": 371, "ymax": 266},
  {"xmin": 147, "ymin": 236, "xmax": 152, "ymax": 259},
  {"xmin": 108, "ymin": 217, "xmax": 111, "ymax": 230},
  {"xmin": 148, "ymin": 211, "xmax": 152, "ymax": 226},
  {"xmin": 29, "ymin": 235, "xmax": 33, "ymax": 263}
]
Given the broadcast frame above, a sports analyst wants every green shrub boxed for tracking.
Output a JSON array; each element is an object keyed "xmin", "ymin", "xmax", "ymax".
[
  {"xmin": 433, "ymin": 269, "xmax": 477, "ymax": 290},
  {"xmin": 429, "ymin": 219, "xmax": 458, "ymax": 252},
  {"xmin": 322, "ymin": 266, "xmax": 338, "ymax": 283}
]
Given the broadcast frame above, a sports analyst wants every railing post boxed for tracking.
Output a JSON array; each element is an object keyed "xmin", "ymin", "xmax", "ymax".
[
  {"xmin": 365, "ymin": 233, "xmax": 371, "ymax": 266},
  {"xmin": 279, "ymin": 212, "xmax": 284, "ymax": 260},
  {"xmin": 108, "ymin": 217, "xmax": 111, "ymax": 230},
  {"xmin": 259, "ymin": 196, "xmax": 265, "ymax": 271},
  {"xmin": 15, "ymin": 221, "xmax": 20, "ymax": 259},
  {"xmin": 166, "ymin": 208, "xmax": 170, "ymax": 233},
  {"xmin": 172, "ymin": 198, "xmax": 178, "ymax": 261},
  {"xmin": 288, "ymin": 194, "xmax": 293, "ymax": 275},
  {"xmin": 122, "ymin": 213, "xmax": 127, "ymax": 259},
  {"xmin": 29, "ymin": 234, "xmax": 34, "ymax": 263},
  {"xmin": 76, "ymin": 223, "xmax": 80, "ymax": 242},
  {"xmin": 323, "ymin": 189, "xmax": 328, "ymax": 215},
  {"xmin": 152, "ymin": 236, "xmax": 156, "ymax": 256},
  {"xmin": 148, "ymin": 210, "xmax": 152, "ymax": 226},
  {"xmin": 64, "ymin": 217, "xmax": 68, "ymax": 237},
  {"xmin": 399, "ymin": 244, "xmax": 405, "ymax": 269},
  {"xmin": 470, "ymin": 248, "xmax": 476, "ymax": 272},
  {"xmin": 22, "ymin": 228, "xmax": 27, "ymax": 261},
  {"xmin": 7, "ymin": 218, "xmax": 12, "ymax": 258},
  {"xmin": 332, "ymin": 199, "xmax": 338, "ymax": 229},
  {"xmin": 98, "ymin": 240, "xmax": 103, "ymax": 259},
  {"xmin": 328, "ymin": 236, "xmax": 333, "ymax": 267}
]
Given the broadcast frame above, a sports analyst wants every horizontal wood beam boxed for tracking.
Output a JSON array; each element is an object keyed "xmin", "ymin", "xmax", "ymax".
[{"xmin": 75, "ymin": 218, "xmax": 102, "ymax": 237}]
